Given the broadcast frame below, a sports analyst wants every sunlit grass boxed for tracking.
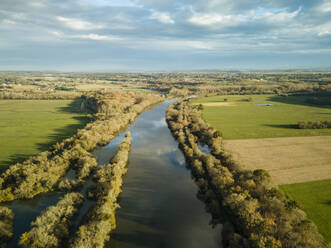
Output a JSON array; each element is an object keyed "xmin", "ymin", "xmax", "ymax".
[
  {"xmin": 194, "ymin": 95, "xmax": 331, "ymax": 139},
  {"xmin": 280, "ymin": 179, "xmax": 331, "ymax": 244},
  {"xmin": 0, "ymin": 100, "xmax": 88, "ymax": 169}
]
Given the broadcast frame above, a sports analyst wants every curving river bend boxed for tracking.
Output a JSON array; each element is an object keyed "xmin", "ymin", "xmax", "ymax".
[{"xmin": 6, "ymin": 100, "xmax": 222, "ymax": 247}]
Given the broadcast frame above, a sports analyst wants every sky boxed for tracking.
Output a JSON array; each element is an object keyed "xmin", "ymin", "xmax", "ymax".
[{"xmin": 0, "ymin": 0, "xmax": 331, "ymax": 71}]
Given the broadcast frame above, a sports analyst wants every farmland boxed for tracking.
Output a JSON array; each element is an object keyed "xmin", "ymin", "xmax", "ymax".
[
  {"xmin": 0, "ymin": 99, "xmax": 88, "ymax": 169},
  {"xmin": 193, "ymin": 94, "xmax": 331, "ymax": 244},
  {"xmin": 281, "ymin": 179, "xmax": 331, "ymax": 243},
  {"xmin": 0, "ymin": 72, "xmax": 330, "ymax": 247},
  {"xmin": 223, "ymin": 136, "xmax": 331, "ymax": 185},
  {"xmin": 194, "ymin": 95, "xmax": 331, "ymax": 140}
]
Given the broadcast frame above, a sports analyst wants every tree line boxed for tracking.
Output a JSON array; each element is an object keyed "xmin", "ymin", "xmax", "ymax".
[
  {"xmin": 69, "ymin": 132, "xmax": 131, "ymax": 247},
  {"xmin": 298, "ymin": 120, "xmax": 331, "ymax": 129},
  {"xmin": 166, "ymin": 99, "xmax": 326, "ymax": 248},
  {"xmin": 0, "ymin": 91, "xmax": 80, "ymax": 100}
]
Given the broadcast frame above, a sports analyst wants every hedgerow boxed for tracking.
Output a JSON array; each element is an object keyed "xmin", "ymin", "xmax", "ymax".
[{"xmin": 298, "ymin": 120, "xmax": 331, "ymax": 129}]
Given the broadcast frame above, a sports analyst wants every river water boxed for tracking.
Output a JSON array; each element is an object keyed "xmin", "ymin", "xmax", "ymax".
[
  {"xmin": 5, "ymin": 100, "xmax": 221, "ymax": 247},
  {"xmin": 105, "ymin": 100, "xmax": 221, "ymax": 248}
]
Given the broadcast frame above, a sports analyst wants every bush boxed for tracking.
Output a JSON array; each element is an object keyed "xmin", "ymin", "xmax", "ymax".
[
  {"xmin": 298, "ymin": 120, "xmax": 331, "ymax": 129},
  {"xmin": 19, "ymin": 192, "xmax": 84, "ymax": 248},
  {"xmin": 0, "ymin": 207, "xmax": 14, "ymax": 248}
]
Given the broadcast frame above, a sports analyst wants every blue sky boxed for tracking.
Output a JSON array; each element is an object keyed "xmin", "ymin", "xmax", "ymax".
[{"xmin": 0, "ymin": 0, "xmax": 330, "ymax": 71}]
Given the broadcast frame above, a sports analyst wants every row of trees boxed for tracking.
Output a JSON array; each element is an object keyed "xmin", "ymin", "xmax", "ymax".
[
  {"xmin": 19, "ymin": 192, "xmax": 84, "ymax": 248},
  {"xmin": 0, "ymin": 91, "xmax": 80, "ymax": 100},
  {"xmin": 298, "ymin": 121, "xmax": 331, "ymax": 129},
  {"xmin": 70, "ymin": 132, "xmax": 132, "ymax": 248},
  {"xmin": 166, "ymin": 100, "xmax": 326, "ymax": 248},
  {"xmin": 0, "ymin": 92, "xmax": 162, "ymax": 202}
]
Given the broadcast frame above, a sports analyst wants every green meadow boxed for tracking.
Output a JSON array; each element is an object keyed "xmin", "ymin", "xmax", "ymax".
[
  {"xmin": 194, "ymin": 94, "xmax": 331, "ymax": 244},
  {"xmin": 194, "ymin": 95, "xmax": 331, "ymax": 140},
  {"xmin": 0, "ymin": 99, "xmax": 88, "ymax": 169},
  {"xmin": 281, "ymin": 179, "xmax": 331, "ymax": 244}
]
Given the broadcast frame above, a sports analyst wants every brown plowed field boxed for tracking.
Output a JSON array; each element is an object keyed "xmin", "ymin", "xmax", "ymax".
[{"xmin": 223, "ymin": 136, "xmax": 331, "ymax": 185}]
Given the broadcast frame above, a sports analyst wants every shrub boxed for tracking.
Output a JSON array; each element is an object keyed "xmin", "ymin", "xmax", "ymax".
[
  {"xmin": 0, "ymin": 207, "xmax": 14, "ymax": 248},
  {"xmin": 19, "ymin": 192, "xmax": 84, "ymax": 248},
  {"xmin": 298, "ymin": 120, "xmax": 331, "ymax": 129}
]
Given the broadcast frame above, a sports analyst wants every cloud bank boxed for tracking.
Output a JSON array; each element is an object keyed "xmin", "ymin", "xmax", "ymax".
[{"xmin": 0, "ymin": 0, "xmax": 330, "ymax": 71}]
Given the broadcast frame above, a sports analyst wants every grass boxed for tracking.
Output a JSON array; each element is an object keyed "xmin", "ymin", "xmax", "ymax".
[
  {"xmin": 0, "ymin": 99, "xmax": 89, "ymax": 169},
  {"xmin": 280, "ymin": 179, "xmax": 331, "ymax": 244},
  {"xmin": 194, "ymin": 94, "xmax": 331, "ymax": 243},
  {"xmin": 193, "ymin": 95, "xmax": 331, "ymax": 140}
]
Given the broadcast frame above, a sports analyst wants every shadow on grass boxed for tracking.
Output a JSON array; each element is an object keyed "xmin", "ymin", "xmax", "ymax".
[
  {"xmin": 263, "ymin": 124, "xmax": 298, "ymax": 129},
  {"xmin": 57, "ymin": 97, "xmax": 84, "ymax": 114},
  {"xmin": 238, "ymin": 98, "xmax": 252, "ymax": 102},
  {"xmin": 36, "ymin": 116, "xmax": 89, "ymax": 151},
  {"xmin": 0, "ymin": 98, "xmax": 90, "ymax": 173},
  {"xmin": 267, "ymin": 94, "xmax": 331, "ymax": 110}
]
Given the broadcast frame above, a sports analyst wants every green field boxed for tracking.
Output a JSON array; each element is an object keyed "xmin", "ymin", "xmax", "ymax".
[
  {"xmin": 194, "ymin": 94, "xmax": 331, "ymax": 243},
  {"xmin": 0, "ymin": 100, "xmax": 88, "ymax": 169},
  {"xmin": 281, "ymin": 180, "xmax": 331, "ymax": 244},
  {"xmin": 194, "ymin": 95, "xmax": 331, "ymax": 139}
]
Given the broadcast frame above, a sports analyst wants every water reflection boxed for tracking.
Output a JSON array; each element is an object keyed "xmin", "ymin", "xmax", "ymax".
[
  {"xmin": 6, "ymin": 193, "xmax": 63, "ymax": 247},
  {"xmin": 4, "ymin": 100, "xmax": 222, "ymax": 248},
  {"xmin": 100, "ymin": 100, "xmax": 222, "ymax": 248}
]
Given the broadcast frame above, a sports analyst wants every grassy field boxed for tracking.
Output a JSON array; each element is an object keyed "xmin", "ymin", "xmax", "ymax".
[
  {"xmin": 281, "ymin": 179, "xmax": 331, "ymax": 244},
  {"xmin": 194, "ymin": 95, "xmax": 331, "ymax": 140},
  {"xmin": 194, "ymin": 94, "xmax": 331, "ymax": 243},
  {"xmin": 0, "ymin": 100, "xmax": 88, "ymax": 169},
  {"xmin": 223, "ymin": 136, "xmax": 331, "ymax": 185}
]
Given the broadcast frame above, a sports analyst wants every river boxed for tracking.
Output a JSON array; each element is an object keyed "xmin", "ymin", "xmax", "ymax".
[{"xmin": 6, "ymin": 100, "xmax": 221, "ymax": 247}]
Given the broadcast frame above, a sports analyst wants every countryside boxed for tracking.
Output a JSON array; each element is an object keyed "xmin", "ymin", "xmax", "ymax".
[{"xmin": 1, "ymin": 0, "xmax": 331, "ymax": 248}]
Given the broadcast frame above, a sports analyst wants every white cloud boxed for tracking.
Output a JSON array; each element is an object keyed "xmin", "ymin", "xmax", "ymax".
[
  {"xmin": 254, "ymin": 8, "xmax": 300, "ymax": 23},
  {"xmin": 56, "ymin": 16, "xmax": 103, "ymax": 30},
  {"xmin": 28, "ymin": 1, "xmax": 46, "ymax": 8},
  {"xmin": 74, "ymin": 33, "xmax": 123, "ymax": 41},
  {"xmin": 316, "ymin": 1, "xmax": 331, "ymax": 13},
  {"xmin": 82, "ymin": 0, "xmax": 137, "ymax": 7},
  {"xmin": 188, "ymin": 12, "xmax": 246, "ymax": 26},
  {"xmin": 2, "ymin": 11, "xmax": 26, "ymax": 20},
  {"xmin": 2, "ymin": 19, "xmax": 16, "ymax": 25},
  {"xmin": 48, "ymin": 30, "xmax": 63, "ymax": 37},
  {"xmin": 188, "ymin": 8, "xmax": 300, "ymax": 27},
  {"xmin": 149, "ymin": 10, "xmax": 174, "ymax": 24},
  {"xmin": 186, "ymin": 41, "xmax": 214, "ymax": 50},
  {"xmin": 317, "ymin": 22, "xmax": 331, "ymax": 36},
  {"xmin": 128, "ymin": 38, "xmax": 216, "ymax": 51}
]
